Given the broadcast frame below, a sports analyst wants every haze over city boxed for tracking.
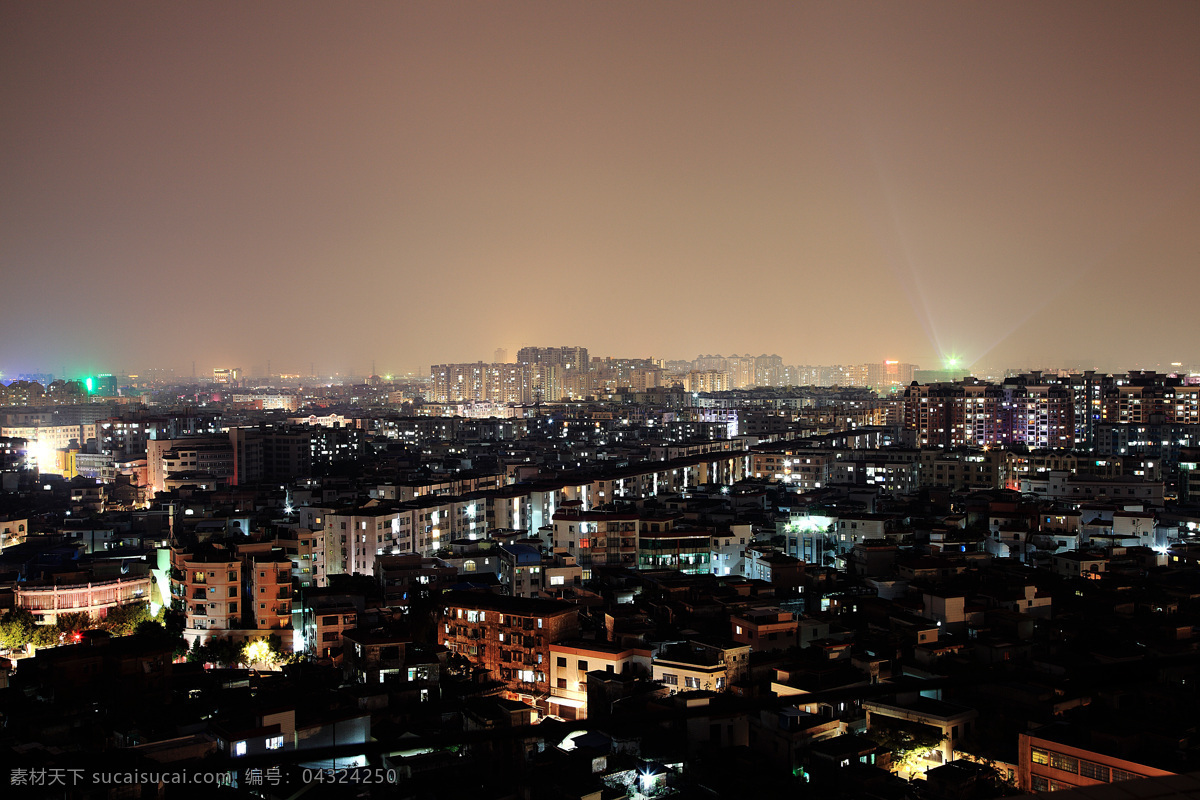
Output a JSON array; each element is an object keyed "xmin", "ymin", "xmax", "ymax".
[
  {"xmin": 2, "ymin": 2, "xmax": 1197, "ymax": 378},
  {"xmin": 5, "ymin": 5, "xmax": 1200, "ymax": 795}
]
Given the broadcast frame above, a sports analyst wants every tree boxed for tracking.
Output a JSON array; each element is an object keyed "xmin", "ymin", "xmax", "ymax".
[
  {"xmin": 132, "ymin": 619, "xmax": 189, "ymax": 658},
  {"xmin": 56, "ymin": 618, "xmax": 92, "ymax": 633},
  {"xmin": 188, "ymin": 636, "xmax": 245, "ymax": 667},
  {"xmin": 55, "ymin": 611, "xmax": 93, "ymax": 641},
  {"xmin": 101, "ymin": 601, "xmax": 152, "ymax": 636},
  {"xmin": 160, "ymin": 606, "xmax": 186, "ymax": 637},
  {"xmin": 865, "ymin": 717, "xmax": 945, "ymax": 776},
  {"xmin": 31, "ymin": 625, "xmax": 60, "ymax": 648},
  {"xmin": 953, "ymin": 732, "xmax": 1014, "ymax": 789},
  {"xmin": 243, "ymin": 635, "xmax": 287, "ymax": 668},
  {"xmin": 0, "ymin": 608, "xmax": 36, "ymax": 651}
]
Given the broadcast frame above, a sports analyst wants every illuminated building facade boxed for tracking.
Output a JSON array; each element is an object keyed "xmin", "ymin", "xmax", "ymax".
[
  {"xmin": 848, "ymin": 361, "xmax": 918, "ymax": 391},
  {"xmin": 1, "ymin": 423, "xmax": 94, "ymax": 473},
  {"xmin": 439, "ymin": 591, "xmax": 580, "ymax": 706},
  {"xmin": 684, "ymin": 370, "xmax": 729, "ymax": 393},
  {"xmin": 516, "ymin": 346, "xmax": 590, "ymax": 373},
  {"xmin": 171, "ymin": 547, "xmax": 242, "ymax": 648},
  {"xmin": 548, "ymin": 640, "xmax": 652, "ymax": 720},
  {"xmin": 212, "ymin": 367, "xmax": 241, "ymax": 385},
  {"xmin": 551, "ymin": 509, "xmax": 640, "ymax": 570},
  {"xmin": 320, "ymin": 507, "xmax": 407, "ymax": 577},
  {"xmin": 638, "ymin": 524, "xmax": 713, "ymax": 574},
  {"xmin": 429, "ymin": 361, "xmax": 564, "ymax": 404},
  {"xmin": 16, "ymin": 571, "xmax": 152, "ymax": 626},
  {"xmin": 903, "ymin": 380, "xmax": 1076, "ymax": 449},
  {"xmin": 247, "ymin": 552, "xmax": 293, "ymax": 632},
  {"xmin": 1018, "ymin": 726, "xmax": 1174, "ymax": 793}
]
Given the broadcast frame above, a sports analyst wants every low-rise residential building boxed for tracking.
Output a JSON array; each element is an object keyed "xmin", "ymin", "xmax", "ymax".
[
  {"xmin": 1050, "ymin": 551, "xmax": 1108, "ymax": 579},
  {"xmin": 16, "ymin": 568, "xmax": 152, "ymax": 626},
  {"xmin": 248, "ymin": 552, "xmax": 293, "ymax": 632},
  {"xmin": 375, "ymin": 553, "xmax": 457, "ymax": 607},
  {"xmin": 171, "ymin": 546, "xmax": 242, "ymax": 648},
  {"xmin": 551, "ymin": 509, "xmax": 640, "ymax": 570},
  {"xmin": 498, "ymin": 543, "xmax": 544, "ymax": 598},
  {"xmin": 639, "ymin": 525, "xmax": 712, "ymax": 574},
  {"xmin": 547, "ymin": 640, "xmax": 652, "ymax": 720},
  {"xmin": 0, "ymin": 516, "xmax": 28, "ymax": 550},
  {"xmin": 730, "ymin": 607, "xmax": 800, "ymax": 652},
  {"xmin": 301, "ymin": 593, "xmax": 359, "ymax": 660},
  {"xmin": 743, "ymin": 546, "xmax": 804, "ymax": 589},
  {"xmin": 275, "ymin": 527, "xmax": 326, "ymax": 588},
  {"xmin": 341, "ymin": 628, "xmax": 439, "ymax": 701},
  {"xmin": 863, "ymin": 696, "xmax": 978, "ymax": 767},
  {"xmin": 439, "ymin": 591, "xmax": 580, "ymax": 707},
  {"xmin": 1018, "ymin": 725, "xmax": 1175, "ymax": 793},
  {"xmin": 652, "ymin": 639, "xmax": 751, "ymax": 693}
]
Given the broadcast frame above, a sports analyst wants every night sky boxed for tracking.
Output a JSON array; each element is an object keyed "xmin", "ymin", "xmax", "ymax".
[{"xmin": 2, "ymin": 2, "xmax": 1197, "ymax": 379}]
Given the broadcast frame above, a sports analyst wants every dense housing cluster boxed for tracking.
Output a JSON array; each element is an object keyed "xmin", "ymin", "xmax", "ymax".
[{"xmin": 1, "ymin": 354, "xmax": 1199, "ymax": 799}]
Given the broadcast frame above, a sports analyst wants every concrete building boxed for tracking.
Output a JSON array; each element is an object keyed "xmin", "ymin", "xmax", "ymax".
[
  {"xmin": 439, "ymin": 590, "xmax": 580, "ymax": 707},
  {"xmin": 171, "ymin": 546, "xmax": 242, "ymax": 648},
  {"xmin": 247, "ymin": 552, "xmax": 293, "ymax": 632},
  {"xmin": 1018, "ymin": 725, "xmax": 1175, "ymax": 793},
  {"xmin": 863, "ymin": 696, "xmax": 978, "ymax": 768},
  {"xmin": 730, "ymin": 607, "xmax": 801, "ymax": 652},
  {"xmin": 652, "ymin": 639, "xmax": 751, "ymax": 693},
  {"xmin": 375, "ymin": 554, "xmax": 457, "ymax": 607},
  {"xmin": 301, "ymin": 594, "xmax": 359, "ymax": 659},
  {"xmin": 16, "ymin": 569, "xmax": 152, "ymax": 626},
  {"xmin": 551, "ymin": 509, "xmax": 640, "ymax": 570},
  {"xmin": 548, "ymin": 640, "xmax": 652, "ymax": 719}
]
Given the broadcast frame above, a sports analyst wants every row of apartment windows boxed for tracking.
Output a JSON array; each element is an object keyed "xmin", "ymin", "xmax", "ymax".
[
  {"xmin": 660, "ymin": 673, "xmax": 724, "ymax": 689},
  {"xmin": 1030, "ymin": 746, "xmax": 1142, "ymax": 783}
]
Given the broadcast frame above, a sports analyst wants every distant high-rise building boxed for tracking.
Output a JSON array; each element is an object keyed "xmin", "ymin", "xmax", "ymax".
[
  {"xmin": 83, "ymin": 374, "xmax": 117, "ymax": 396},
  {"xmin": 684, "ymin": 370, "xmax": 729, "ymax": 393},
  {"xmin": 213, "ymin": 367, "xmax": 241, "ymax": 386},
  {"xmin": 849, "ymin": 361, "xmax": 917, "ymax": 391},
  {"xmin": 903, "ymin": 378, "xmax": 1075, "ymax": 449},
  {"xmin": 693, "ymin": 354, "xmax": 727, "ymax": 372},
  {"xmin": 516, "ymin": 346, "xmax": 589, "ymax": 373},
  {"xmin": 755, "ymin": 354, "xmax": 785, "ymax": 387},
  {"xmin": 494, "ymin": 348, "xmax": 508, "ymax": 364},
  {"xmin": 726, "ymin": 355, "xmax": 757, "ymax": 389},
  {"xmin": 429, "ymin": 361, "xmax": 567, "ymax": 404}
]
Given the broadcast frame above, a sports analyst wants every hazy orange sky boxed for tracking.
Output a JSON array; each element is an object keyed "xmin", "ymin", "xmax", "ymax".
[{"xmin": 2, "ymin": 2, "xmax": 1197, "ymax": 379}]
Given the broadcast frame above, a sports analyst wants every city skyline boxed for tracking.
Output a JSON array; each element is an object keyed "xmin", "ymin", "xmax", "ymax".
[
  {"xmin": 3, "ymin": 351, "xmax": 1198, "ymax": 393},
  {"xmin": 2, "ymin": 3, "xmax": 1197, "ymax": 377}
]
